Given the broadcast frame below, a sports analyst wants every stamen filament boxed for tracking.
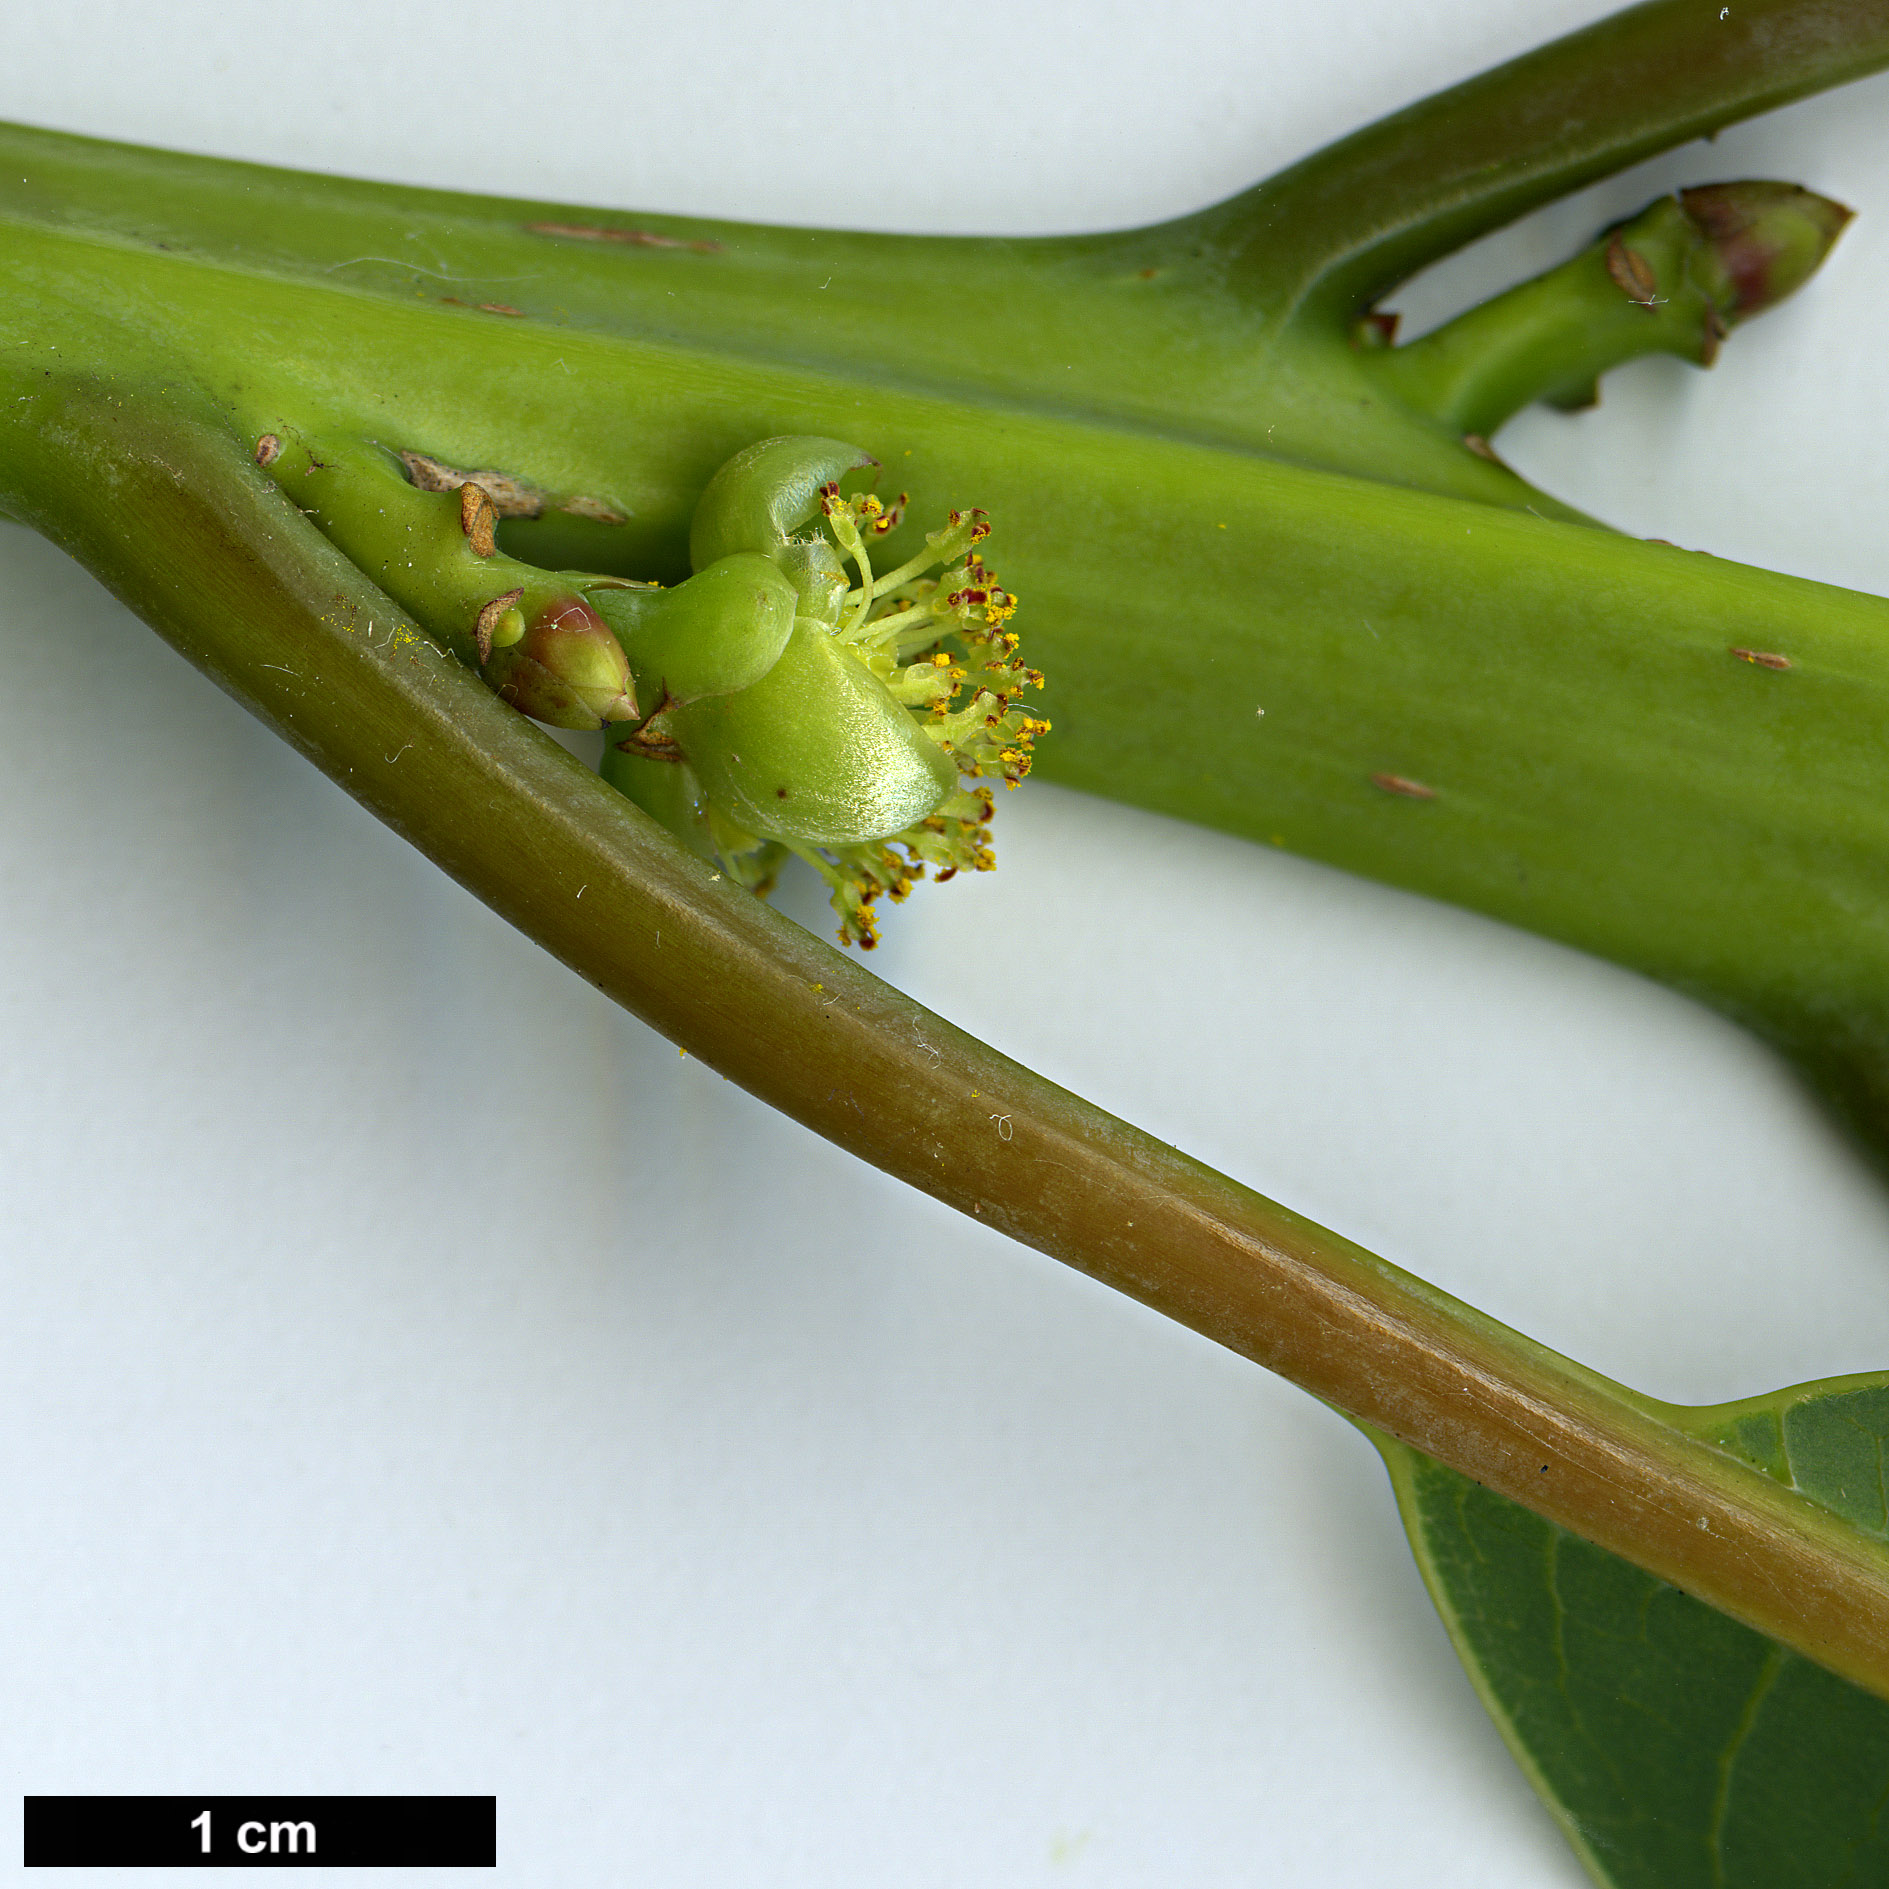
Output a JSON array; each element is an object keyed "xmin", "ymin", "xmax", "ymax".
[
  {"xmin": 864, "ymin": 545, "xmax": 948, "ymax": 600},
  {"xmin": 842, "ymin": 598, "xmax": 940, "ymax": 651},
  {"xmin": 843, "ymin": 533, "xmax": 875, "ymax": 636}
]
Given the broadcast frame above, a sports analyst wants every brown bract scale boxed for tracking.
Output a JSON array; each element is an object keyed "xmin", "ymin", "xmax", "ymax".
[
  {"xmin": 1699, "ymin": 304, "xmax": 1731, "ymax": 367},
  {"xmin": 1372, "ymin": 772, "xmax": 1437, "ymax": 799},
  {"xmin": 618, "ymin": 724, "xmax": 683, "ymax": 762},
  {"xmin": 1351, "ymin": 309, "xmax": 1401, "ymax": 349},
  {"xmin": 1605, "ymin": 235, "xmax": 1661, "ymax": 307},
  {"xmin": 398, "ymin": 451, "xmax": 545, "ymax": 518},
  {"xmin": 460, "ymin": 482, "xmax": 498, "ymax": 558},
  {"xmin": 474, "ymin": 587, "xmax": 524, "ymax": 665},
  {"xmin": 557, "ymin": 494, "xmax": 628, "ymax": 525}
]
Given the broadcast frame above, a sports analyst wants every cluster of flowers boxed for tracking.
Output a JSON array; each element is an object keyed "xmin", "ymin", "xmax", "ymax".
[{"xmin": 283, "ymin": 428, "xmax": 1051, "ymax": 953}]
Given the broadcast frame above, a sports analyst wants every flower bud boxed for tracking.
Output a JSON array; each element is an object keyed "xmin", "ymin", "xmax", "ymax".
[
  {"xmin": 689, "ymin": 436, "xmax": 878, "ymax": 570},
  {"xmin": 589, "ymin": 553, "xmax": 797, "ymax": 706},
  {"xmin": 483, "ymin": 595, "xmax": 637, "ymax": 729},
  {"xmin": 688, "ymin": 436, "xmax": 882, "ymax": 617}
]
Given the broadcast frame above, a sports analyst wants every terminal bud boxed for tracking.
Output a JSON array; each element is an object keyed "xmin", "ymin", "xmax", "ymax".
[{"xmin": 1680, "ymin": 181, "xmax": 1853, "ymax": 324}]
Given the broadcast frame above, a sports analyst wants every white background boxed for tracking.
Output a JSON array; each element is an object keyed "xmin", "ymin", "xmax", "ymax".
[{"xmin": 5, "ymin": 2, "xmax": 1889, "ymax": 1883}]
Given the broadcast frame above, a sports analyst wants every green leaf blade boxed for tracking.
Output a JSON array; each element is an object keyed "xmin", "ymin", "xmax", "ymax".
[{"xmin": 1378, "ymin": 1377, "xmax": 1889, "ymax": 1886}]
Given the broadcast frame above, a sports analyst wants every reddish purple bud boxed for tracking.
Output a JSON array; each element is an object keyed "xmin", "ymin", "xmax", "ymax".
[
  {"xmin": 484, "ymin": 596, "xmax": 637, "ymax": 729},
  {"xmin": 1680, "ymin": 181, "xmax": 1853, "ymax": 323}
]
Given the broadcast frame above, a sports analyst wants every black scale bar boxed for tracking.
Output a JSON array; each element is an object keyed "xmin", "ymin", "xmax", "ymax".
[{"xmin": 24, "ymin": 1797, "xmax": 495, "ymax": 1867}]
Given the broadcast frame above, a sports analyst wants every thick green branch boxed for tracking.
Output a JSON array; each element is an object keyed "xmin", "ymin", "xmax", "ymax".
[
  {"xmin": 11, "ymin": 373, "xmax": 1889, "ymax": 1702},
  {"xmin": 15, "ymin": 1, "xmax": 1888, "ymax": 511}
]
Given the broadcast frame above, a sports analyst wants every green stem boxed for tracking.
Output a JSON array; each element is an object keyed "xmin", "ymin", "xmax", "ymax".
[
  {"xmin": 257, "ymin": 426, "xmax": 565, "ymax": 668},
  {"xmin": 10, "ymin": 371, "xmax": 1889, "ymax": 1701},
  {"xmin": 1187, "ymin": 0, "xmax": 1889, "ymax": 329},
  {"xmin": 1381, "ymin": 195, "xmax": 1735, "ymax": 438},
  {"xmin": 10, "ymin": 2, "xmax": 1885, "ymax": 517},
  {"xmin": 1374, "ymin": 183, "xmax": 1852, "ymax": 439}
]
